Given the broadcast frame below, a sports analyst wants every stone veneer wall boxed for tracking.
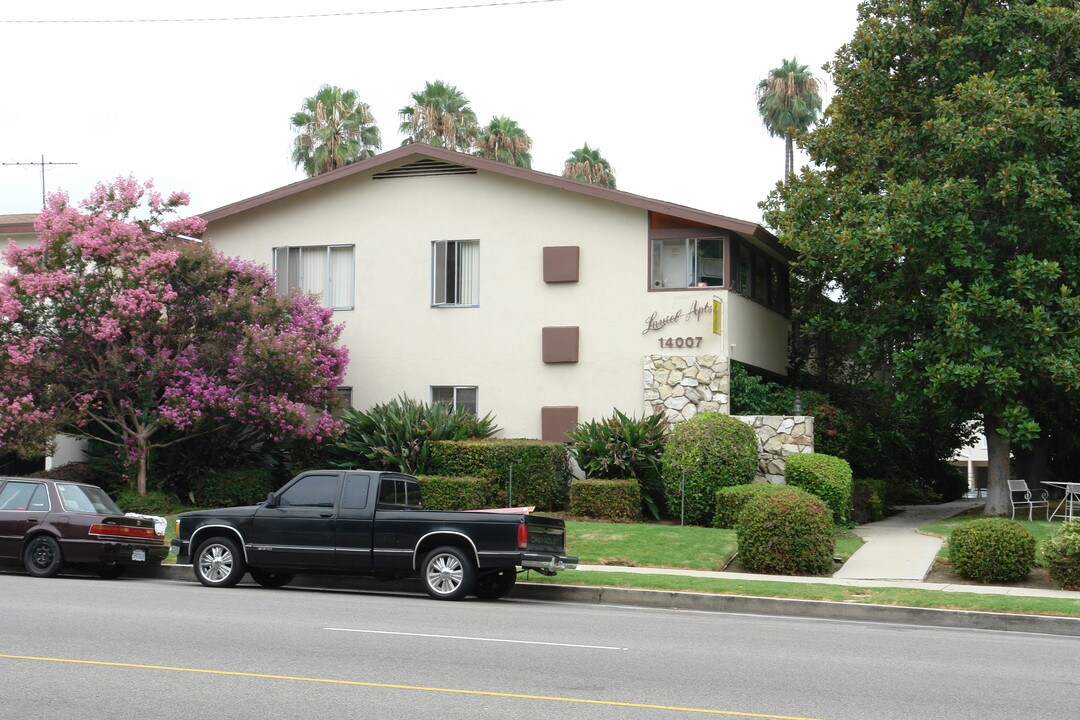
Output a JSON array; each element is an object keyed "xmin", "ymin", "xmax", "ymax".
[
  {"xmin": 734, "ymin": 415, "xmax": 815, "ymax": 484},
  {"xmin": 643, "ymin": 355, "xmax": 729, "ymax": 422},
  {"xmin": 643, "ymin": 356, "xmax": 814, "ymax": 484}
]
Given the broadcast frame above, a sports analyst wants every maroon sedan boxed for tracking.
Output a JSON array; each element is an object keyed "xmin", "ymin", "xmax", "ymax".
[{"xmin": 0, "ymin": 476, "xmax": 168, "ymax": 578}]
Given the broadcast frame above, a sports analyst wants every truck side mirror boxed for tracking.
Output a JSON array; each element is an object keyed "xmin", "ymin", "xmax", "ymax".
[{"xmin": 264, "ymin": 492, "xmax": 277, "ymax": 509}]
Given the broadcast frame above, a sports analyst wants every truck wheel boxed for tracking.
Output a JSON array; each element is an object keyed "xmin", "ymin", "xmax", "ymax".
[
  {"xmin": 473, "ymin": 567, "xmax": 517, "ymax": 600},
  {"xmin": 194, "ymin": 537, "xmax": 246, "ymax": 588},
  {"xmin": 24, "ymin": 535, "xmax": 63, "ymax": 578},
  {"xmin": 249, "ymin": 570, "xmax": 294, "ymax": 588},
  {"xmin": 420, "ymin": 546, "xmax": 476, "ymax": 601}
]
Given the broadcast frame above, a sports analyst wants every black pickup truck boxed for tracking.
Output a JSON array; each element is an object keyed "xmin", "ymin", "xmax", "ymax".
[{"xmin": 171, "ymin": 470, "xmax": 577, "ymax": 600}]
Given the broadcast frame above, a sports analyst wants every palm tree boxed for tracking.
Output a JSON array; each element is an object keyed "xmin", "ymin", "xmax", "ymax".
[
  {"xmin": 291, "ymin": 85, "xmax": 381, "ymax": 177},
  {"xmin": 398, "ymin": 80, "xmax": 478, "ymax": 152},
  {"xmin": 755, "ymin": 58, "xmax": 823, "ymax": 181},
  {"xmin": 475, "ymin": 115, "xmax": 533, "ymax": 168},
  {"xmin": 562, "ymin": 143, "xmax": 616, "ymax": 189}
]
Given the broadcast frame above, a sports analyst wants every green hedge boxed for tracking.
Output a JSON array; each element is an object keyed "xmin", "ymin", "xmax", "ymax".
[
  {"xmin": 429, "ymin": 439, "xmax": 571, "ymax": 511},
  {"xmin": 416, "ymin": 475, "xmax": 497, "ymax": 511},
  {"xmin": 191, "ymin": 467, "xmax": 275, "ymax": 507},
  {"xmin": 713, "ymin": 483, "xmax": 792, "ymax": 529},
  {"xmin": 570, "ymin": 479, "xmax": 642, "ymax": 522},
  {"xmin": 784, "ymin": 453, "xmax": 853, "ymax": 526},
  {"xmin": 736, "ymin": 487, "xmax": 834, "ymax": 576},
  {"xmin": 948, "ymin": 518, "xmax": 1035, "ymax": 583},
  {"xmin": 661, "ymin": 413, "xmax": 758, "ymax": 526},
  {"xmin": 1039, "ymin": 519, "xmax": 1080, "ymax": 590}
]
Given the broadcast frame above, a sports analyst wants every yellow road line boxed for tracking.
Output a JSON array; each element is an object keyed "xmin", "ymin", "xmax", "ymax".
[{"xmin": 0, "ymin": 653, "xmax": 822, "ymax": 719}]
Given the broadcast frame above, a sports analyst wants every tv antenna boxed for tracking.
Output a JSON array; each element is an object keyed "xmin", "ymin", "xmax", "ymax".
[{"xmin": 2, "ymin": 154, "xmax": 78, "ymax": 208}]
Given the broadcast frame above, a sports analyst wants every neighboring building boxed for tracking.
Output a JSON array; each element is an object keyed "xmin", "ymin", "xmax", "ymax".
[
  {"xmin": 0, "ymin": 214, "xmax": 39, "ymax": 270},
  {"xmin": 202, "ymin": 144, "xmax": 793, "ymax": 441}
]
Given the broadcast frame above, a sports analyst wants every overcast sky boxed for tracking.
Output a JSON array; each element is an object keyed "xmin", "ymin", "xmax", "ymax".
[{"xmin": 1, "ymin": 0, "xmax": 861, "ymax": 225}]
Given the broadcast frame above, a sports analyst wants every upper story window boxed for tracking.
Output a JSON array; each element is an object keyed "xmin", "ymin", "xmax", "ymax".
[
  {"xmin": 431, "ymin": 385, "xmax": 478, "ymax": 415},
  {"xmin": 273, "ymin": 245, "xmax": 355, "ymax": 310},
  {"xmin": 432, "ymin": 240, "xmax": 479, "ymax": 307},
  {"xmin": 650, "ymin": 237, "xmax": 723, "ymax": 289}
]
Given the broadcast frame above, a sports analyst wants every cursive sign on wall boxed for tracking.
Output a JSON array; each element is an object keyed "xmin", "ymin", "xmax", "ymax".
[{"xmin": 642, "ymin": 299, "xmax": 712, "ymax": 335}]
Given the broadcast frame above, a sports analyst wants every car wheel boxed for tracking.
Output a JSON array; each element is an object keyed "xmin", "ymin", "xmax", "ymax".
[
  {"xmin": 95, "ymin": 563, "xmax": 127, "ymax": 579},
  {"xmin": 24, "ymin": 535, "xmax": 63, "ymax": 578},
  {"xmin": 194, "ymin": 537, "xmax": 246, "ymax": 588},
  {"xmin": 249, "ymin": 570, "xmax": 294, "ymax": 588},
  {"xmin": 473, "ymin": 567, "xmax": 517, "ymax": 600},
  {"xmin": 420, "ymin": 546, "xmax": 476, "ymax": 601}
]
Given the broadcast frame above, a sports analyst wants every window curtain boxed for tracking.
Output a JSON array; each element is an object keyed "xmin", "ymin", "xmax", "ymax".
[
  {"xmin": 457, "ymin": 241, "xmax": 479, "ymax": 305},
  {"xmin": 328, "ymin": 246, "xmax": 354, "ymax": 309},
  {"xmin": 301, "ymin": 247, "xmax": 327, "ymax": 303}
]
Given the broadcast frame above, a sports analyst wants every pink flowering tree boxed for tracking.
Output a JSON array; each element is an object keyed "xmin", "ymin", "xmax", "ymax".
[{"xmin": 0, "ymin": 177, "xmax": 349, "ymax": 494}]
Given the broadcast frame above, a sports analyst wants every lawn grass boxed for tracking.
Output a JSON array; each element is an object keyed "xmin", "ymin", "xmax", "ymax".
[{"xmin": 564, "ymin": 520, "xmax": 862, "ymax": 571}]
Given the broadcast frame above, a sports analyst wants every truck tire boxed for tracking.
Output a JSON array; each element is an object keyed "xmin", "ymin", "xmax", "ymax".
[
  {"xmin": 249, "ymin": 570, "xmax": 294, "ymax": 588},
  {"xmin": 194, "ymin": 536, "xmax": 246, "ymax": 588},
  {"xmin": 420, "ymin": 546, "xmax": 476, "ymax": 601},
  {"xmin": 473, "ymin": 567, "xmax": 517, "ymax": 600},
  {"xmin": 24, "ymin": 535, "xmax": 63, "ymax": 578}
]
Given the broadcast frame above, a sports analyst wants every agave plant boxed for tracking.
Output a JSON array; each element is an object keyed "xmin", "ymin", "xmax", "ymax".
[
  {"xmin": 328, "ymin": 395, "xmax": 499, "ymax": 474},
  {"xmin": 567, "ymin": 409, "xmax": 667, "ymax": 518}
]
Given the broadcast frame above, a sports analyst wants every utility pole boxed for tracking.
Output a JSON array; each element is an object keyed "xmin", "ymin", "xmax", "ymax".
[{"xmin": 1, "ymin": 154, "xmax": 78, "ymax": 208}]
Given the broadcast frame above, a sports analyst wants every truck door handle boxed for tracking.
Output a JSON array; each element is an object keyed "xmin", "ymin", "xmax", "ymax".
[{"xmin": 320, "ymin": 512, "xmax": 334, "ymax": 518}]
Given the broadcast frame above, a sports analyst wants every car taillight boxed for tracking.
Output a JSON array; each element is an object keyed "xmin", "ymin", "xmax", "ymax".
[
  {"xmin": 89, "ymin": 524, "xmax": 158, "ymax": 541},
  {"xmin": 517, "ymin": 522, "xmax": 528, "ymax": 549}
]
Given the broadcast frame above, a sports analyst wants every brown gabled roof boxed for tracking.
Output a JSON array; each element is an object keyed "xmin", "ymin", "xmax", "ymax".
[
  {"xmin": 202, "ymin": 143, "xmax": 791, "ymax": 259},
  {"xmin": 0, "ymin": 214, "xmax": 39, "ymax": 234}
]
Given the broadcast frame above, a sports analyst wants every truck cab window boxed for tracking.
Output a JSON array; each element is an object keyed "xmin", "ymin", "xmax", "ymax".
[
  {"xmin": 378, "ymin": 477, "xmax": 422, "ymax": 508},
  {"xmin": 278, "ymin": 474, "xmax": 341, "ymax": 507}
]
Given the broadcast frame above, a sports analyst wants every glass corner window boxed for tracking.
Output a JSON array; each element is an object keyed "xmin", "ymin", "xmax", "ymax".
[{"xmin": 650, "ymin": 237, "xmax": 723, "ymax": 289}]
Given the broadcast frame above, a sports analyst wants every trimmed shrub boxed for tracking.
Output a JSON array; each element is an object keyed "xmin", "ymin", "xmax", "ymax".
[
  {"xmin": 713, "ymin": 483, "xmax": 792, "ymax": 529},
  {"xmin": 567, "ymin": 409, "xmax": 666, "ymax": 519},
  {"xmin": 736, "ymin": 487, "xmax": 834, "ymax": 575},
  {"xmin": 1042, "ymin": 519, "xmax": 1080, "ymax": 590},
  {"xmin": 416, "ymin": 475, "xmax": 497, "ymax": 511},
  {"xmin": 784, "ymin": 453, "xmax": 853, "ymax": 526},
  {"xmin": 661, "ymin": 412, "xmax": 757, "ymax": 526},
  {"xmin": 190, "ymin": 468, "xmax": 275, "ymax": 507},
  {"xmin": 948, "ymin": 518, "xmax": 1035, "ymax": 583},
  {"xmin": 430, "ymin": 439, "xmax": 571, "ymax": 511},
  {"xmin": 852, "ymin": 478, "xmax": 888, "ymax": 525},
  {"xmin": 570, "ymin": 479, "xmax": 642, "ymax": 522}
]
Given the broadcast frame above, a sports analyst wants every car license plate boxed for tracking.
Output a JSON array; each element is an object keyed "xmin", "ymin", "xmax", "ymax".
[{"xmin": 132, "ymin": 549, "xmax": 146, "ymax": 562}]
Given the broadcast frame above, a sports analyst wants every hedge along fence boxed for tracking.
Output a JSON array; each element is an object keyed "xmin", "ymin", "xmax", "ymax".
[
  {"xmin": 416, "ymin": 475, "xmax": 497, "ymax": 511},
  {"xmin": 570, "ymin": 479, "xmax": 642, "ymax": 522},
  {"xmin": 784, "ymin": 453, "xmax": 853, "ymax": 526},
  {"xmin": 713, "ymin": 483, "xmax": 794, "ymax": 529},
  {"xmin": 429, "ymin": 439, "xmax": 571, "ymax": 511}
]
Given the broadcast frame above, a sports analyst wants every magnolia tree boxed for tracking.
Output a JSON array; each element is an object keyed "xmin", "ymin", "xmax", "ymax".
[{"xmin": 0, "ymin": 177, "xmax": 349, "ymax": 494}]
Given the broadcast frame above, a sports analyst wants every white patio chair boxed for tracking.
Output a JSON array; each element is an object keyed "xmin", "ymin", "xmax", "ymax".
[{"xmin": 1008, "ymin": 479, "xmax": 1049, "ymax": 521}]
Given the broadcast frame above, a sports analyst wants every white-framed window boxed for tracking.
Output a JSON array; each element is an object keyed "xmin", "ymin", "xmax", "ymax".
[
  {"xmin": 650, "ymin": 237, "xmax": 724, "ymax": 289},
  {"xmin": 273, "ymin": 245, "xmax": 355, "ymax": 310},
  {"xmin": 431, "ymin": 385, "xmax": 478, "ymax": 415},
  {"xmin": 432, "ymin": 240, "xmax": 479, "ymax": 307}
]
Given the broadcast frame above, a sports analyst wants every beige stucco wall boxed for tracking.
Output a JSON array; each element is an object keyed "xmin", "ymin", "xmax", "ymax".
[{"xmin": 206, "ymin": 168, "xmax": 787, "ymax": 438}]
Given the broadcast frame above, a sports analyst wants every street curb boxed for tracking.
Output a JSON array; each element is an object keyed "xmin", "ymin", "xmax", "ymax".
[{"xmin": 148, "ymin": 563, "xmax": 1080, "ymax": 637}]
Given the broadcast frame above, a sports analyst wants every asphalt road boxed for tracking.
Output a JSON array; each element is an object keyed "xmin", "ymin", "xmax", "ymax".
[{"xmin": 2, "ymin": 572, "xmax": 1078, "ymax": 720}]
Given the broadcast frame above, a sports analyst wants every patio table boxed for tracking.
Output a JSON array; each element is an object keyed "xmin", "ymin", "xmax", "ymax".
[{"xmin": 1044, "ymin": 481, "xmax": 1080, "ymax": 521}]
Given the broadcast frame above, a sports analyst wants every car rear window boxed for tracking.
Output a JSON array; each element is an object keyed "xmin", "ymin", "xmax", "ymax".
[{"xmin": 58, "ymin": 483, "xmax": 122, "ymax": 515}]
